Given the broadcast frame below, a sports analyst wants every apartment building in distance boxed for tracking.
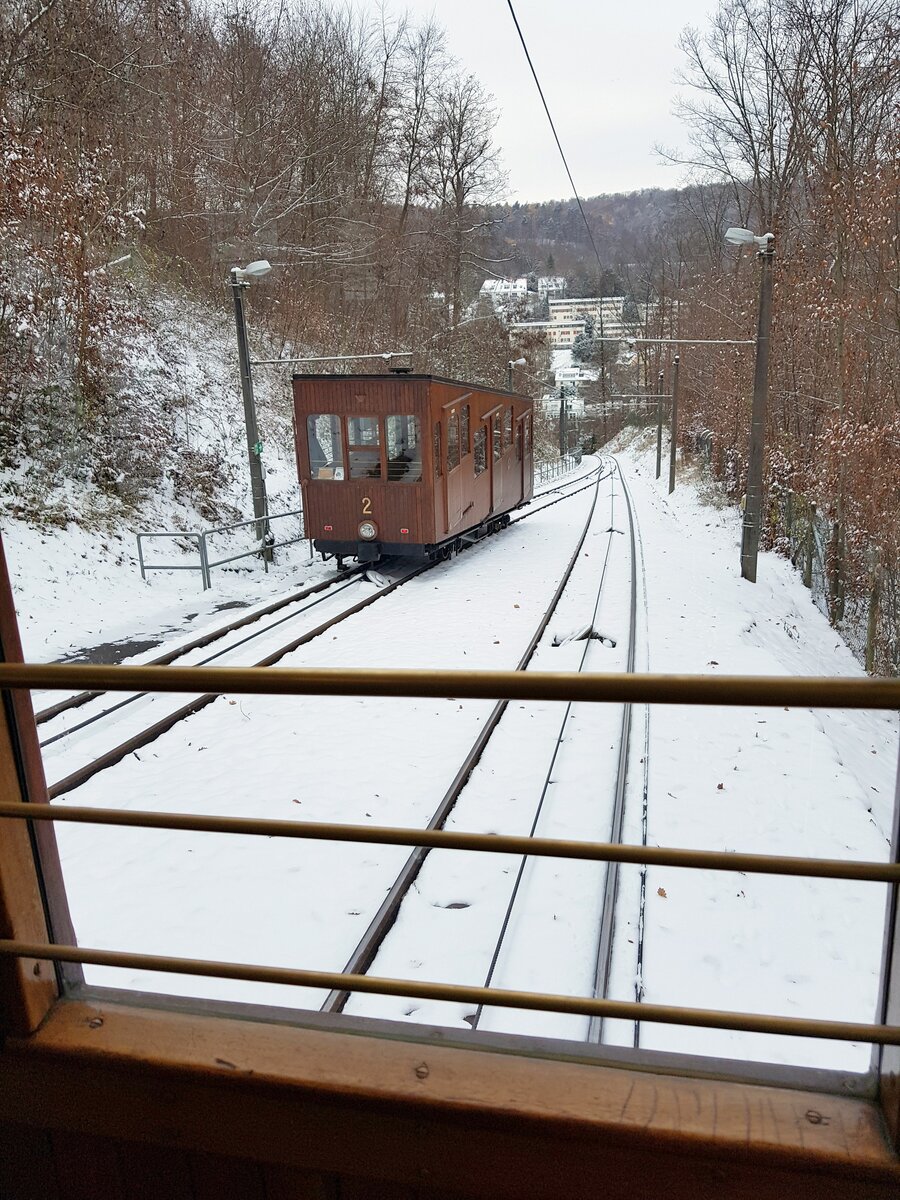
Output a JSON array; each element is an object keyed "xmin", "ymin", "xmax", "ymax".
[
  {"xmin": 509, "ymin": 319, "xmax": 587, "ymax": 348},
  {"xmin": 547, "ymin": 297, "xmax": 632, "ymax": 338}
]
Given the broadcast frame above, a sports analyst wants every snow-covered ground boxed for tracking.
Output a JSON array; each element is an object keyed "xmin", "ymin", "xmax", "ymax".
[{"xmin": 6, "ymin": 430, "xmax": 897, "ymax": 1080}]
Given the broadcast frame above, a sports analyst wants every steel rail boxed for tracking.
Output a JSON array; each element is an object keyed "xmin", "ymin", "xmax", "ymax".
[
  {"xmin": 510, "ymin": 462, "xmax": 608, "ymax": 522},
  {"xmin": 4, "ymin": 664, "xmax": 898, "ymax": 709},
  {"xmin": 472, "ymin": 468, "xmax": 619, "ymax": 1028},
  {"xmin": 43, "ymin": 562, "xmax": 432, "ymax": 799},
  {"xmin": 320, "ymin": 469, "xmax": 605, "ymax": 1012},
  {"xmin": 2, "ymin": 937, "xmax": 898, "ymax": 1044},
  {"xmin": 34, "ymin": 565, "xmax": 363, "ymax": 725},
  {"xmin": 2, "ymin": 804, "xmax": 896, "ymax": 882},
  {"xmin": 630, "ymin": 485, "xmax": 654, "ymax": 1050},
  {"xmin": 38, "ymin": 574, "xmax": 365, "ymax": 749},
  {"xmin": 589, "ymin": 460, "xmax": 639, "ymax": 1042}
]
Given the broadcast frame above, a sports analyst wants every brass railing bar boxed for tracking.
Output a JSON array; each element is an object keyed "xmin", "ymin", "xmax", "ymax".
[
  {"xmin": 3, "ymin": 664, "xmax": 900, "ymax": 709},
  {"xmin": 2, "ymin": 803, "xmax": 897, "ymax": 882},
  {"xmin": 2, "ymin": 938, "xmax": 898, "ymax": 1044}
]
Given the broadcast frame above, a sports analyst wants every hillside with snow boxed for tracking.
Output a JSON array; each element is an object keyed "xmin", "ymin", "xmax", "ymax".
[{"xmin": 1, "ymin": 278, "xmax": 310, "ymax": 663}]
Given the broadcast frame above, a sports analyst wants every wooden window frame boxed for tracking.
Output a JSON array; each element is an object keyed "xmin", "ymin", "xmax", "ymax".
[{"xmin": 0, "ymin": 537, "xmax": 899, "ymax": 1194}]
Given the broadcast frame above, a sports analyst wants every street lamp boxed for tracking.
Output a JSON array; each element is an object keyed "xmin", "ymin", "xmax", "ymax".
[
  {"xmin": 507, "ymin": 357, "xmax": 526, "ymax": 390},
  {"xmin": 230, "ymin": 259, "xmax": 271, "ymax": 543},
  {"xmin": 724, "ymin": 227, "xmax": 775, "ymax": 583}
]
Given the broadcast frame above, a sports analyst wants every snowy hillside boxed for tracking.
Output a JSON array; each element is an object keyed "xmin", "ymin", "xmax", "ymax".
[{"xmin": 1, "ymin": 280, "xmax": 308, "ymax": 662}]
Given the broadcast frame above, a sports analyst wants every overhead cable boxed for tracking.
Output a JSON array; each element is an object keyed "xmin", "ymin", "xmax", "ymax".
[{"xmin": 505, "ymin": 0, "xmax": 605, "ymax": 274}]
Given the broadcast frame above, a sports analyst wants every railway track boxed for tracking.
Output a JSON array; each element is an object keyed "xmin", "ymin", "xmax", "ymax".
[
  {"xmin": 40, "ymin": 560, "xmax": 428, "ymax": 798},
  {"xmin": 33, "ymin": 565, "xmax": 365, "ymax": 725},
  {"xmin": 42, "ymin": 459, "xmax": 608, "ymax": 803},
  {"xmin": 327, "ymin": 460, "xmax": 639, "ymax": 1037}
]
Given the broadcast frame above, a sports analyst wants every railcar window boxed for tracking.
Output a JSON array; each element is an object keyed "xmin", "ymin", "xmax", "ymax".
[
  {"xmin": 474, "ymin": 426, "xmax": 487, "ymax": 475},
  {"xmin": 307, "ymin": 414, "xmax": 344, "ymax": 480},
  {"xmin": 447, "ymin": 411, "xmax": 460, "ymax": 471},
  {"xmin": 525, "ymin": 413, "xmax": 532, "ymax": 455},
  {"xmin": 347, "ymin": 415, "xmax": 382, "ymax": 480},
  {"xmin": 516, "ymin": 423, "xmax": 523, "ymax": 461},
  {"xmin": 492, "ymin": 419, "xmax": 502, "ymax": 462},
  {"xmin": 386, "ymin": 415, "xmax": 422, "ymax": 482},
  {"xmin": 461, "ymin": 404, "xmax": 470, "ymax": 455},
  {"xmin": 503, "ymin": 407, "xmax": 512, "ymax": 446},
  {"xmin": 433, "ymin": 422, "xmax": 441, "ymax": 477}
]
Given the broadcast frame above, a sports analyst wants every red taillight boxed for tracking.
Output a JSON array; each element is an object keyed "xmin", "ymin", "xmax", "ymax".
[
  {"xmin": 324, "ymin": 524, "xmax": 333, "ymax": 532},
  {"xmin": 400, "ymin": 527, "xmax": 409, "ymax": 535}
]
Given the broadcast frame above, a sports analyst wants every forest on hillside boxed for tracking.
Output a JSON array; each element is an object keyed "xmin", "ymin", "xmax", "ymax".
[{"xmin": 1, "ymin": 0, "xmax": 547, "ymax": 508}]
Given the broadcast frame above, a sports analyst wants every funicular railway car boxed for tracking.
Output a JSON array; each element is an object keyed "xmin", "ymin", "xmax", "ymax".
[{"xmin": 293, "ymin": 371, "xmax": 534, "ymax": 565}]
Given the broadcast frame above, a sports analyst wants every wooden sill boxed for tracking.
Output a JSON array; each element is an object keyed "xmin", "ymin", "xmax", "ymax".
[{"xmin": 1, "ymin": 997, "xmax": 898, "ymax": 1197}]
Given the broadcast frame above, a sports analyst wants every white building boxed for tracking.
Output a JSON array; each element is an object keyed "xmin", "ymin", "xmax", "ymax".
[
  {"xmin": 536, "ymin": 276, "xmax": 566, "ymax": 299},
  {"xmin": 479, "ymin": 277, "xmax": 529, "ymax": 308},
  {"xmin": 540, "ymin": 394, "xmax": 585, "ymax": 417},
  {"xmin": 510, "ymin": 319, "xmax": 586, "ymax": 348},
  {"xmin": 547, "ymin": 296, "xmax": 631, "ymax": 337}
]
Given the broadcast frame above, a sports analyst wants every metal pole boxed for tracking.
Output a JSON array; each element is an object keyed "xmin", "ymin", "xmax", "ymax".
[
  {"xmin": 230, "ymin": 268, "xmax": 269, "ymax": 546},
  {"xmin": 507, "ymin": 361, "xmax": 513, "ymax": 390},
  {"xmin": 668, "ymin": 355, "xmax": 680, "ymax": 494},
  {"xmin": 558, "ymin": 387, "xmax": 567, "ymax": 457},
  {"xmin": 741, "ymin": 237, "xmax": 775, "ymax": 583},
  {"xmin": 655, "ymin": 370, "xmax": 664, "ymax": 479},
  {"xmin": 198, "ymin": 534, "xmax": 211, "ymax": 592}
]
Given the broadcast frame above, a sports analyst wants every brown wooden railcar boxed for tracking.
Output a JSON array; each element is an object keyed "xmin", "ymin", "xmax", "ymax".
[{"xmin": 293, "ymin": 372, "xmax": 534, "ymax": 564}]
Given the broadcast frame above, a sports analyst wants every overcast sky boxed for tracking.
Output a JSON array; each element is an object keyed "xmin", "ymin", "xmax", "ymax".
[{"xmin": 371, "ymin": 0, "xmax": 718, "ymax": 202}]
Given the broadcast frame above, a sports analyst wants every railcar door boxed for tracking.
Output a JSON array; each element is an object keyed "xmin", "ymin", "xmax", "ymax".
[
  {"xmin": 491, "ymin": 414, "xmax": 503, "ymax": 512},
  {"xmin": 516, "ymin": 418, "xmax": 525, "ymax": 501},
  {"xmin": 446, "ymin": 408, "xmax": 463, "ymax": 528}
]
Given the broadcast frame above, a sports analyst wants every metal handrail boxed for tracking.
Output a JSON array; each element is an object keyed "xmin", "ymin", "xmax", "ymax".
[
  {"xmin": 3, "ymin": 663, "xmax": 898, "ymax": 708},
  {"xmin": 5, "ymin": 662, "xmax": 897, "ymax": 1052},
  {"xmin": 0, "ymin": 802, "xmax": 896, "ymax": 882},
  {"xmin": 0, "ymin": 936, "xmax": 897, "ymax": 1044},
  {"xmin": 137, "ymin": 508, "xmax": 305, "ymax": 590}
]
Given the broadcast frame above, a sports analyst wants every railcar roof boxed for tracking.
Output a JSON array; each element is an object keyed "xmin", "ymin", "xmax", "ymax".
[{"xmin": 290, "ymin": 372, "xmax": 530, "ymax": 400}]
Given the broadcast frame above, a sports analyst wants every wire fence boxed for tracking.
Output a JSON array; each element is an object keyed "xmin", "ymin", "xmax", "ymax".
[
  {"xmin": 769, "ymin": 491, "xmax": 898, "ymax": 677},
  {"xmin": 534, "ymin": 452, "xmax": 582, "ymax": 484}
]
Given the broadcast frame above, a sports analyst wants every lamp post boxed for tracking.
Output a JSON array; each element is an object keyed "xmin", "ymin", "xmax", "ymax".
[
  {"xmin": 668, "ymin": 354, "xmax": 680, "ymax": 494},
  {"xmin": 230, "ymin": 259, "xmax": 271, "ymax": 544},
  {"xmin": 655, "ymin": 369, "xmax": 665, "ymax": 479},
  {"xmin": 725, "ymin": 227, "xmax": 775, "ymax": 583},
  {"xmin": 507, "ymin": 356, "xmax": 526, "ymax": 391}
]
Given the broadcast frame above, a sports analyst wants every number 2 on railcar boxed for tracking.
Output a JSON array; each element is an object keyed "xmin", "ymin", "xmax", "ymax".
[{"xmin": 293, "ymin": 371, "xmax": 534, "ymax": 565}]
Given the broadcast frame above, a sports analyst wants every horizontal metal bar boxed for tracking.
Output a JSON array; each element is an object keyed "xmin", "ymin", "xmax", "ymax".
[
  {"xmin": 2, "ymin": 803, "xmax": 896, "ymax": 881},
  {"xmin": 204, "ymin": 548, "xmax": 267, "ymax": 570},
  {"xmin": 203, "ymin": 509, "xmax": 303, "ymax": 538},
  {"xmin": 593, "ymin": 337, "xmax": 755, "ymax": 346},
  {"xmin": 3, "ymin": 939, "xmax": 897, "ymax": 1044},
  {"xmin": 2, "ymin": 664, "xmax": 898, "ymax": 710},
  {"xmin": 251, "ymin": 352, "xmax": 410, "ymax": 367},
  {"xmin": 137, "ymin": 564, "xmax": 203, "ymax": 574},
  {"xmin": 136, "ymin": 532, "xmax": 202, "ymax": 541}
]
